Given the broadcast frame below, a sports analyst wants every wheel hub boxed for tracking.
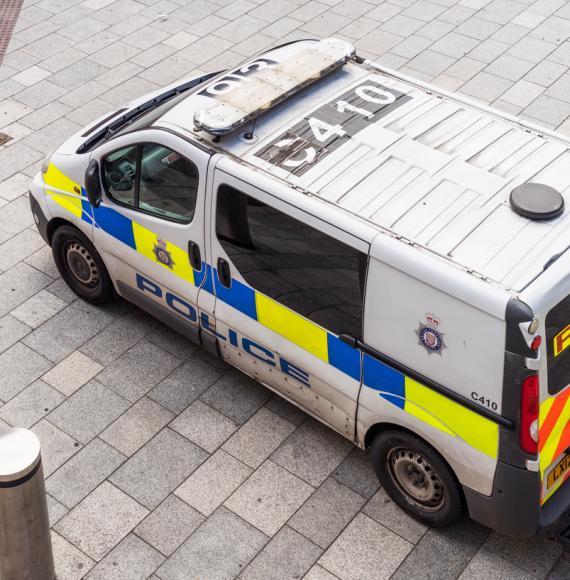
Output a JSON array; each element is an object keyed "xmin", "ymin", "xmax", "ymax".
[
  {"xmin": 66, "ymin": 242, "xmax": 99, "ymax": 287},
  {"xmin": 387, "ymin": 447, "xmax": 444, "ymax": 511}
]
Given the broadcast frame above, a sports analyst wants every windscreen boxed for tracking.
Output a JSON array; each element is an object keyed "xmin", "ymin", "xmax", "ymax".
[{"xmin": 546, "ymin": 294, "xmax": 570, "ymax": 395}]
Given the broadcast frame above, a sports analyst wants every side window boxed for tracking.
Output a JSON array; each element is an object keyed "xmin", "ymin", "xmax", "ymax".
[
  {"xmin": 102, "ymin": 145, "xmax": 138, "ymax": 207},
  {"xmin": 139, "ymin": 144, "xmax": 198, "ymax": 222},
  {"xmin": 216, "ymin": 185, "xmax": 367, "ymax": 338},
  {"xmin": 102, "ymin": 143, "xmax": 199, "ymax": 223}
]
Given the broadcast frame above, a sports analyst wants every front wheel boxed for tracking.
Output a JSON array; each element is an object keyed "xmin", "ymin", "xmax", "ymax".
[
  {"xmin": 370, "ymin": 429, "xmax": 464, "ymax": 527},
  {"xmin": 51, "ymin": 225, "xmax": 114, "ymax": 304}
]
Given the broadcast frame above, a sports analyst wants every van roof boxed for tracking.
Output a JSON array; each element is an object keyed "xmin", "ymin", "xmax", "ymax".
[{"xmin": 155, "ymin": 39, "xmax": 570, "ymax": 293}]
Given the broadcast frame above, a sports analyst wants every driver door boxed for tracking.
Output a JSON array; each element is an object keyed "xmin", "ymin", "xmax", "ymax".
[{"xmin": 91, "ymin": 129, "xmax": 210, "ymax": 343}]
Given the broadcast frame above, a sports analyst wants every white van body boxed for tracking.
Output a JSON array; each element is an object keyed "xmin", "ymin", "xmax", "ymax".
[{"xmin": 29, "ymin": 38, "xmax": 570, "ymax": 540}]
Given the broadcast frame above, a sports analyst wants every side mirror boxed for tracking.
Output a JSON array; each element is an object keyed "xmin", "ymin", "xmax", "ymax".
[{"xmin": 85, "ymin": 160, "xmax": 102, "ymax": 208}]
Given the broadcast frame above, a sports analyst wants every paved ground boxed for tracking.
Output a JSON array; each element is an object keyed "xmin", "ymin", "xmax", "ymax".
[{"xmin": 1, "ymin": 0, "xmax": 570, "ymax": 578}]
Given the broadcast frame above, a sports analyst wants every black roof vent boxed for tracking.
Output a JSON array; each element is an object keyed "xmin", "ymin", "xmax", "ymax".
[{"xmin": 510, "ymin": 183, "xmax": 564, "ymax": 220}]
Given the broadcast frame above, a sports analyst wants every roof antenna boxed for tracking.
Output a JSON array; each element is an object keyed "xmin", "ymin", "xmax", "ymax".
[
  {"xmin": 240, "ymin": 120, "xmax": 258, "ymax": 144},
  {"xmin": 244, "ymin": 119, "xmax": 257, "ymax": 141}
]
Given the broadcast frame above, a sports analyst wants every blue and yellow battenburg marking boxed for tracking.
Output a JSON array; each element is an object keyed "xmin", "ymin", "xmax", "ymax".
[
  {"xmin": 43, "ymin": 163, "xmax": 93, "ymax": 224},
  {"xmin": 45, "ymin": 163, "xmax": 499, "ymax": 459}
]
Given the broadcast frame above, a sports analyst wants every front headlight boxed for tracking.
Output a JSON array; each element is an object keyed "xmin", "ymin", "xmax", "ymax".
[{"xmin": 41, "ymin": 152, "xmax": 53, "ymax": 175}]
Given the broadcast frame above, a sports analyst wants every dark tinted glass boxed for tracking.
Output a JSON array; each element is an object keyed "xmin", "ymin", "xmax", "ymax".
[
  {"xmin": 139, "ymin": 144, "xmax": 198, "ymax": 222},
  {"xmin": 216, "ymin": 185, "xmax": 366, "ymax": 337},
  {"xmin": 102, "ymin": 143, "xmax": 199, "ymax": 223},
  {"xmin": 546, "ymin": 294, "xmax": 570, "ymax": 395},
  {"xmin": 102, "ymin": 145, "xmax": 138, "ymax": 207}
]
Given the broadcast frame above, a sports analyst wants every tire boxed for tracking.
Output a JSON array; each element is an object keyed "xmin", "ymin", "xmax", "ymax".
[
  {"xmin": 51, "ymin": 224, "xmax": 114, "ymax": 304},
  {"xmin": 369, "ymin": 429, "xmax": 464, "ymax": 527}
]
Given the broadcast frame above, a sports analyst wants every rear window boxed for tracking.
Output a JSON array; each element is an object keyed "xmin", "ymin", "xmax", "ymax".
[{"xmin": 546, "ymin": 294, "xmax": 570, "ymax": 395}]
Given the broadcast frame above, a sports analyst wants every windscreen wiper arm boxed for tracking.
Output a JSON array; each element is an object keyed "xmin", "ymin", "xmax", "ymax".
[{"xmin": 76, "ymin": 71, "xmax": 221, "ymax": 154}]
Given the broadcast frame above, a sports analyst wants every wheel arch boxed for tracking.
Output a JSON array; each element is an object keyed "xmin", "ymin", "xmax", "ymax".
[
  {"xmin": 365, "ymin": 421, "xmax": 467, "ymax": 505},
  {"xmin": 46, "ymin": 217, "xmax": 77, "ymax": 245},
  {"xmin": 364, "ymin": 421, "xmax": 465, "ymax": 487}
]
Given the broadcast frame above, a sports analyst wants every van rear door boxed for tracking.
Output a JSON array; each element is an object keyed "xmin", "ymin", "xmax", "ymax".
[{"xmin": 540, "ymin": 294, "xmax": 570, "ymax": 504}]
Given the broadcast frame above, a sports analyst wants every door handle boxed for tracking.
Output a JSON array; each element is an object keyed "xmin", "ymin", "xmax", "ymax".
[
  {"xmin": 188, "ymin": 241, "xmax": 202, "ymax": 270},
  {"xmin": 217, "ymin": 257, "xmax": 231, "ymax": 288}
]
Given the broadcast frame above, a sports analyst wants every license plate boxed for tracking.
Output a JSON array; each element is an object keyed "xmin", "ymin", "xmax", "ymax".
[{"xmin": 547, "ymin": 453, "xmax": 570, "ymax": 490}]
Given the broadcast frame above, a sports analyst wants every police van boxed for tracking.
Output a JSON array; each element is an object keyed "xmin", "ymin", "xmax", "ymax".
[{"xmin": 29, "ymin": 38, "xmax": 570, "ymax": 541}]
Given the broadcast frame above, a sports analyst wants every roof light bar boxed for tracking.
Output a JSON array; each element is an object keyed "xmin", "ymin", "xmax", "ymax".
[{"xmin": 193, "ymin": 38, "xmax": 356, "ymax": 136}]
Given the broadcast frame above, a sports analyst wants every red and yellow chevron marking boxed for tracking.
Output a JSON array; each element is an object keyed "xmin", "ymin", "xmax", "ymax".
[
  {"xmin": 539, "ymin": 388, "xmax": 570, "ymax": 504},
  {"xmin": 554, "ymin": 324, "xmax": 570, "ymax": 357}
]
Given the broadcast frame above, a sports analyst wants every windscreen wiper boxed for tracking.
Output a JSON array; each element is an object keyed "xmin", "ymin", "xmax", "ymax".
[{"xmin": 76, "ymin": 71, "xmax": 221, "ymax": 154}]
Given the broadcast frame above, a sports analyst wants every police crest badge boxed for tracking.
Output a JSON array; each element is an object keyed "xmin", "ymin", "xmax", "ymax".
[
  {"xmin": 153, "ymin": 238, "xmax": 175, "ymax": 269},
  {"xmin": 416, "ymin": 313, "xmax": 446, "ymax": 355}
]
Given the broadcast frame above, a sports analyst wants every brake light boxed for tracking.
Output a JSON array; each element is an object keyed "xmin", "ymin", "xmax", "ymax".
[{"xmin": 520, "ymin": 375, "xmax": 539, "ymax": 455}]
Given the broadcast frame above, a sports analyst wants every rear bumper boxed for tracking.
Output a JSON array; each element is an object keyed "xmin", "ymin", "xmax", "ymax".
[
  {"xmin": 539, "ymin": 476, "xmax": 570, "ymax": 550},
  {"xmin": 463, "ymin": 460, "xmax": 540, "ymax": 538},
  {"xmin": 463, "ymin": 460, "xmax": 570, "ymax": 548}
]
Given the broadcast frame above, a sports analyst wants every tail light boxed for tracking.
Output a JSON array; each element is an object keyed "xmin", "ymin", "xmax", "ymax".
[{"xmin": 520, "ymin": 374, "xmax": 539, "ymax": 455}]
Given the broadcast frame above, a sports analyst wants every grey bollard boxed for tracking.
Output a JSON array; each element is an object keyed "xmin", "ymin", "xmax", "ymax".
[{"xmin": 0, "ymin": 428, "xmax": 55, "ymax": 580}]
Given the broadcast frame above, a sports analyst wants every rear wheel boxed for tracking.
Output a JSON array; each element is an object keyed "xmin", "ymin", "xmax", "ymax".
[
  {"xmin": 51, "ymin": 225, "xmax": 114, "ymax": 304},
  {"xmin": 370, "ymin": 429, "xmax": 463, "ymax": 527}
]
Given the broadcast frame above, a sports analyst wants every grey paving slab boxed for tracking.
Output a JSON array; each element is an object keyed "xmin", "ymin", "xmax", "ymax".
[
  {"xmin": 265, "ymin": 393, "xmax": 308, "ymax": 425},
  {"xmin": 225, "ymin": 459, "xmax": 314, "ymax": 536},
  {"xmin": 200, "ymin": 368, "xmax": 273, "ymax": 425},
  {"xmin": 42, "ymin": 351, "xmax": 104, "ymax": 397},
  {"xmin": 0, "ymin": 379, "xmax": 64, "ymax": 428},
  {"xmin": 391, "ymin": 519, "xmax": 490, "ymax": 580},
  {"xmin": 100, "ymin": 396, "xmax": 173, "ymax": 456},
  {"xmin": 0, "ymin": 228, "xmax": 45, "ymax": 271},
  {"xmin": 144, "ymin": 322, "xmax": 199, "ymax": 360},
  {"xmin": 170, "ymin": 399, "xmax": 238, "ymax": 453},
  {"xmin": 85, "ymin": 533, "xmax": 164, "ymax": 580},
  {"xmin": 363, "ymin": 487, "xmax": 427, "ymax": 544},
  {"xmin": 79, "ymin": 310, "xmax": 155, "ymax": 365},
  {"xmin": 51, "ymin": 531, "xmax": 95, "ymax": 580},
  {"xmin": 483, "ymin": 531, "xmax": 562, "ymax": 577},
  {"xmin": 304, "ymin": 565, "xmax": 339, "ymax": 580},
  {"xmin": 242, "ymin": 525, "xmax": 323, "ymax": 580},
  {"xmin": 271, "ymin": 418, "xmax": 353, "ymax": 487},
  {"xmin": 175, "ymin": 449, "xmax": 252, "ymax": 517},
  {"xmin": 55, "ymin": 481, "xmax": 148, "ymax": 561},
  {"xmin": 97, "ymin": 338, "xmax": 181, "ymax": 402},
  {"xmin": 32, "ymin": 419, "xmax": 81, "ymax": 477},
  {"xmin": 289, "ymin": 477, "xmax": 366, "ymax": 549},
  {"xmin": 524, "ymin": 94, "xmax": 570, "ymax": 125},
  {"xmin": 44, "ymin": 277, "xmax": 78, "ymax": 303},
  {"xmin": 548, "ymin": 553, "xmax": 570, "ymax": 580},
  {"xmin": 110, "ymin": 427, "xmax": 209, "ymax": 509},
  {"xmin": 46, "ymin": 437, "xmax": 126, "ymax": 508},
  {"xmin": 222, "ymin": 407, "xmax": 295, "ymax": 468},
  {"xmin": 0, "ymin": 313, "xmax": 31, "ymax": 354},
  {"xmin": 332, "ymin": 446, "xmax": 380, "ymax": 500},
  {"xmin": 24, "ymin": 245, "xmax": 60, "ymax": 279},
  {"xmin": 135, "ymin": 494, "xmax": 204, "ymax": 557},
  {"xmin": 0, "ymin": 341, "xmax": 53, "ymax": 402},
  {"xmin": 47, "ymin": 379, "xmax": 130, "ymax": 443},
  {"xmin": 156, "ymin": 507, "xmax": 268, "ymax": 580},
  {"xmin": 22, "ymin": 300, "xmax": 116, "ymax": 363},
  {"xmin": 458, "ymin": 547, "xmax": 535, "ymax": 579},
  {"xmin": 0, "ymin": 172, "xmax": 30, "ymax": 202},
  {"xmin": 319, "ymin": 513, "xmax": 413, "ymax": 580},
  {"xmin": 47, "ymin": 494, "xmax": 69, "ymax": 527},
  {"xmin": 10, "ymin": 287, "xmax": 67, "ymax": 328},
  {"xmin": 460, "ymin": 70, "xmax": 512, "ymax": 101}
]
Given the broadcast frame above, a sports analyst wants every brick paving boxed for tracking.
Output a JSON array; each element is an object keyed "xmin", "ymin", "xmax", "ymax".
[{"xmin": 1, "ymin": 0, "xmax": 570, "ymax": 578}]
